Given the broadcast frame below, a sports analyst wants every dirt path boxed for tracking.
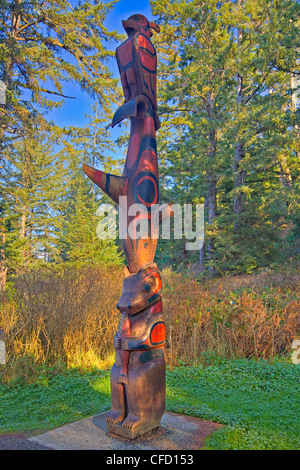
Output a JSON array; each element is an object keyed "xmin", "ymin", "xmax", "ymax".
[{"xmin": 0, "ymin": 432, "xmax": 52, "ymax": 450}]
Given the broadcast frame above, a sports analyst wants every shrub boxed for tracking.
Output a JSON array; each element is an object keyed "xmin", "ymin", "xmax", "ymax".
[
  {"xmin": 0, "ymin": 266, "xmax": 123, "ymax": 373},
  {"xmin": 0, "ymin": 263, "xmax": 299, "ymax": 378}
]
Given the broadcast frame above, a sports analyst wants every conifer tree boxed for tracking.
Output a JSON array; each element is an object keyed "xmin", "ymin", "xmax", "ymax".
[
  {"xmin": 151, "ymin": 0, "xmax": 300, "ymax": 272},
  {"xmin": 152, "ymin": 0, "xmax": 236, "ymax": 270},
  {"xmin": 0, "ymin": 0, "xmax": 122, "ymax": 288},
  {"xmin": 0, "ymin": 0, "xmax": 120, "ymax": 146},
  {"xmin": 57, "ymin": 106, "xmax": 123, "ymax": 267},
  {"xmin": 0, "ymin": 129, "xmax": 68, "ymax": 273}
]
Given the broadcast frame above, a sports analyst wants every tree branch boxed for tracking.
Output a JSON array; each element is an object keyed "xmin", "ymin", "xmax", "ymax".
[{"xmin": 16, "ymin": 63, "xmax": 75, "ymax": 99}]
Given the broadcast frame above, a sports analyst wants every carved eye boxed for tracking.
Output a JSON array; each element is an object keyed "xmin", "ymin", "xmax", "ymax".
[{"xmin": 144, "ymin": 283, "xmax": 151, "ymax": 292}]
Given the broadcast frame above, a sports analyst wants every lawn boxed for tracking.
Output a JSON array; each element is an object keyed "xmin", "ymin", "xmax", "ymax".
[{"xmin": 0, "ymin": 358, "xmax": 299, "ymax": 450}]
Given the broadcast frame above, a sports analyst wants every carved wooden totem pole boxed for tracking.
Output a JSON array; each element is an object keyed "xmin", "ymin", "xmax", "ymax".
[{"xmin": 83, "ymin": 14, "xmax": 165, "ymax": 439}]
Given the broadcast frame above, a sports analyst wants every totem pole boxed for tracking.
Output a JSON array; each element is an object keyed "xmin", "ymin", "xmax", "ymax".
[{"xmin": 83, "ymin": 14, "xmax": 165, "ymax": 439}]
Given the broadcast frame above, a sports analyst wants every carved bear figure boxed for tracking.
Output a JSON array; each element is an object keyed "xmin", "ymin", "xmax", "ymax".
[{"xmin": 106, "ymin": 263, "xmax": 166, "ymax": 438}]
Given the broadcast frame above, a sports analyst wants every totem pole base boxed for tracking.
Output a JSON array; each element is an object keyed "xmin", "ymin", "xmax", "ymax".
[
  {"xmin": 106, "ymin": 417, "xmax": 162, "ymax": 440},
  {"xmin": 28, "ymin": 411, "xmax": 223, "ymax": 450}
]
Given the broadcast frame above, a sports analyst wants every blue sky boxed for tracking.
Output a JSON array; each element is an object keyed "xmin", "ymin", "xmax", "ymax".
[
  {"xmin": 47, "ymin": 0, "xmax": 152, "ymax": 130},
  {"xmin": 107, "ymin": 0, "xmax": 152, "ymax": 27}
]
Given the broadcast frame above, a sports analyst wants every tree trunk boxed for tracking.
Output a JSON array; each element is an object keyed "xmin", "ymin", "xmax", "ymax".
[
  {"xmin": 277, "ymin": 73, "xmax": 296, "ymax": 192},
  {"xmin": 291, "ymin": 70, "xmax": 299, "ymax": 162},
  {"xmin": 0, "ymin": 233, "xmax": 7, "ymax": 292},
  {"xmin": 291, "ymin": 72, "xmax": 299, "ymax": 116},
  {"xmin": 207, "ymin": 174, "xmax": 217, "ymax": 259},
  {"xmin": 233, "ymin": 14, "xmax": 244, "ymax": 234},
  {"xmin": 278, "ymin": 156, "xmax": 292, "ymax": 189},
  {"xmin": 199, "ymin": 197, "xmax": 208, "ymax": 273},
  {"xmin": 199, "ymin": 243, "xmax": 205, "ymax": 272},
  {"xmin": 207, "ymin": 89, "xmax": 218, "ymax": 272},
  {"xmin": 233, "ymin": 137, "xmax": 245, "ymax": 233}
]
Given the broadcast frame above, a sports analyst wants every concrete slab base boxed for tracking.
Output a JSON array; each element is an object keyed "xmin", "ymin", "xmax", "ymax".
[{"xmin": 28, "ymin": 411, "xmax": 222, "ymax": 450}]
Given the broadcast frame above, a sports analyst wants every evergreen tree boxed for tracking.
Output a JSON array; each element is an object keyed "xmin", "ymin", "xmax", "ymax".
[
  {"xmin": 151, "ymin": 0, "xmax": 300, "ymax": 273},
  {"xmin": 0, "ymin": 0, "xmax": 122, "ymax": 288},
  {"xmin": 57, "ymin": 106, "xmax": 123, "ymax": 267},
  {"xmin": 0, "ymin": 129, "xmax": 67, "ymax": 274},
  {"xmin": 0, "ymin": 0, "xmax": 120, "ymax": 146}
]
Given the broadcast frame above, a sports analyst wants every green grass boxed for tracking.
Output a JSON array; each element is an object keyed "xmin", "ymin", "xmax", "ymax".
[
  {"xmin": 0, "ymin": 367, "xmax": 112, "ymax": 433},
  {"xmin": 0, "ymin": 358, "xmax": 299, "ymax": 449},
  {"xmin": 166, "ymin": 358, "xmax": 300, "ymax": 450}
]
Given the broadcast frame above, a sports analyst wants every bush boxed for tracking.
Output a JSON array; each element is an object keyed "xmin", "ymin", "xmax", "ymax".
[
  {"xmin": 0, "ymin": 265, "xmax": 123, "ymax": 374},
  {"xmin": 163, "ymin": 266, "xmax": 299, "ymax": 365},
  {"xmin": 0, "ymin": 262, "xmax": 299, "ymax": 380}
]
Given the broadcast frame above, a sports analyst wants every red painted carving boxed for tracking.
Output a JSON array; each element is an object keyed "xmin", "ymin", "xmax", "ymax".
[{"xmin": 83, "ymin": 14, "xmax": 166, "ymax": 439}]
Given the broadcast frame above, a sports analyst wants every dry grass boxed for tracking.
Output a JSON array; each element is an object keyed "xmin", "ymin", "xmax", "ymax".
[
  {"xmin": 0, "ymin": 263, "xmax": 299, "ymax": 376},
  {"xmin": 0, "ymin": 266, "xmax": 122, "ymax": 372},
  {"xmin": 162, "ymin": 267, "xmax": 300, "ymax": 365}
]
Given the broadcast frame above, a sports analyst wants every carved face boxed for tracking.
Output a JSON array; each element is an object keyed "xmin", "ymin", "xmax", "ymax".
[
  {"xmin": 117, "ymin": 263, "xmax": 162, "ymax": 315},
  {"xmin": 122, "ymin": 14, "xmax": 160, "ymax": 39}
]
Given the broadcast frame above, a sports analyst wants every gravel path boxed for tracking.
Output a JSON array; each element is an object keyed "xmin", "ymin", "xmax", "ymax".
[{"xmin": 0, "ymin": 432, "xmax": 52, "ymax": 450}]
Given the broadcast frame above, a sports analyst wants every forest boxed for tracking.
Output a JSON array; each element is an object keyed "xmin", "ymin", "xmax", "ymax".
[
  {"xmin": 0, "ymin": 0, "xmax": 299, "ymax": 288},
  {"xmin": 0, "ymin": 0, "xmax": 299, "ymax": 450},
  {"xmin": 0, "ymin": 0, "xmax": 299, "ymax": 361}
]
